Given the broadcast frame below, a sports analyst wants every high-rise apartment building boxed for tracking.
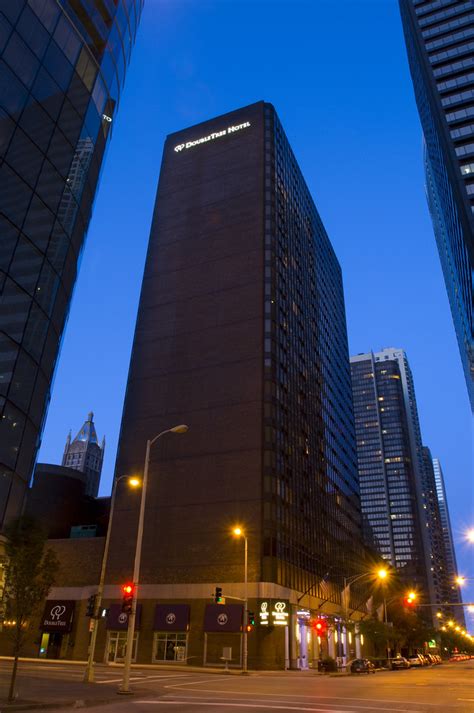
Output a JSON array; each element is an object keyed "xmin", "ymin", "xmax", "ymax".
[
  {"xmin": 62, "ymin": 411, "xmax": 104, "ymax": 497},
  {"xmin": 103, "ymin": 102, "xmax": 365, "ymax": 668},
  {"xmin": 0, "ymin": 0, "xmax": 143, "ymax": 528},
  {"xmin": 432, "ymin": 456, "xmax": 465, "ymax": 625},
  {"xmin": 399, "ymin": 0, "xmax": 474, "ymax": 409}
]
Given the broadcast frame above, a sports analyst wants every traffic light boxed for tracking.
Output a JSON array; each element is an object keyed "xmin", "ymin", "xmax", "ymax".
[
  {"xmin": 312, "ymin": 618, "xmax": 327, "ymax": 636},
  {"xmin": 86, "ymin": 594, "xmax": 96, "ymax": 617},
  {"xmin": 214, "ymin": 586, "xmax": 223, "ymax": 603},
  {"xmin": 248, "ymin": 611, "xmax": 255, "ymax": 626},
  {"xmin": 121, "ymin": 583, "xmax": 135, "ymax": 614},
  {"xmin": 404, "ymin": 591, "xmax": 417, "ymax": 607}
]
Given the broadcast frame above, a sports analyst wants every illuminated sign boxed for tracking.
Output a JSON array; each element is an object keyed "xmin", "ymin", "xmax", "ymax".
[
  {"xmin": 258, "ymin": 599, "xmax": 290, "ymax": 627},
  {"xmin": 174, "ymin": 122, "xmax": 251, "ymax": 153}
]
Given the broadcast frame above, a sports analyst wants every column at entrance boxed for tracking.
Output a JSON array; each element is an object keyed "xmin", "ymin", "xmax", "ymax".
[
  {"xmin": 311, "ymin": 629, "xmax": 320, "ymax": 668},
  {"xmin": 355, "ymin": 622, "xmax": 362, "ymax": 659},
  {"xmin": 298, "ymin": 619, "xmax": 309, "ymax": 670},
  {"xmin": 290, "ymin": 611, "xmax": 299, "ymax": 669},
  {"xmin": 327, "ymin": 624, "xmax": 336, "ymax": 659}
]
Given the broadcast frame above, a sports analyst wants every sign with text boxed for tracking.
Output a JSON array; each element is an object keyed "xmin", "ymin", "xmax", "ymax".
[
  {"xmin": 106, "ymin": 603, "xmax": 142, "ymax": 631},
  {"xmin": 41, "ymin": 600, "xmax": 75, "ymax": 633},
  {"xmin": 204, "ymin": 604, "xmax": 243, "ymax": 633},
  {"xmin": 154, "ymin": 604, "xmax": 190, "ymax": 632},
  {"xmin": 258, "ymin": 599, "xmax": 290, "ymax": 627},
  {"xmin": 174, "ymin": 122, "xmax": 251, "ymax": 153}
]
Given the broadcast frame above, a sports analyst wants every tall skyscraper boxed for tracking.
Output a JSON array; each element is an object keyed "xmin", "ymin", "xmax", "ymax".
[
  {"xmin": 105, "ymin": 102, "xmax": 364, "ymax": 667},
  {"xmin": 0, "ymin": 0, "xmax": 143, "ymax": 527},
  {"xmin": 350, "ymin": 349, "xmax": 443, "ymax": 622},
  {"xmin": 433, "ymin": 456, "xmax": 465, "ymax": 625},
  {"xmin": 399, "ymin": 0, "xmax": 474, "ymax": 409},
  {"xmin": 62, "ymin": 411, "xmax": 104, "ymax": 497},
  {"xmin": 350, "ymin": 351, "xmax": 428, "ymax": 593},
  {"xmin": 421, "ymin": 446, "xmax": 454, "ymax": 615}
]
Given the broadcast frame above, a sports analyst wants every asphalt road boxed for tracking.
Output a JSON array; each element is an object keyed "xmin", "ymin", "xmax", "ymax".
[{"xmin": 0, "ymin": 660, "xmax": 473, "ymax": 712}]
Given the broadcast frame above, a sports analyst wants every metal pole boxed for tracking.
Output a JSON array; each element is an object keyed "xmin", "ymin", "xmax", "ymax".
[
  {"xmin": 119, "ymin": 439, "xmax": 151, "ymax": 694},
  {"xmin": 243, "ymin": 535, "xmax": 248, "ymax": 673},
  {"xmin": 84, "ymin": 476, "xmax": 120, "ymax": 683}
]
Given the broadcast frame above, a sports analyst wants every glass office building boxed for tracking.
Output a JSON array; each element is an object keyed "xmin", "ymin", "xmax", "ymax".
[
  {"xmin": 432, "ymin": 457, "xmax": 465, "ymax": 625},
  {"xmin": 399, "ymin": 0, "xmax": 474, "ymax": 410},
  {"xmin": 0, "ymin": 0, "xmax": 143, "ymax": 526},
  {"xmin": 350, "ymin": 350, "xmax": 430, "ymax": 598}
]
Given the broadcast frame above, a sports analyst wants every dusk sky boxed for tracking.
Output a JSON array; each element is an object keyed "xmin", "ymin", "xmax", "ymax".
[{"xmin": 38, "ymin": 0, "xmax": 473, "ymax": 618}]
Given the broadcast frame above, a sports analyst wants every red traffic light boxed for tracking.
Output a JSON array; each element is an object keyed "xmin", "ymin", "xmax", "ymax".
[
  {"xmin": 312, "ymin": 618, "xmax": 327, "ymax": 635},
  {"xmin": 122, "ymin": 583, "xmax": 134, "ymax": 595}
]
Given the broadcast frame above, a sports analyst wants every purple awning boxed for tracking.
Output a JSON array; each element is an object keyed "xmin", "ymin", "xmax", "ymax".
[
  {"xmin": 204, "ymin": 604, "xmax": 243, "ymax": 632},
  {"xmin": 154, "ymin": 604, "xmax": 190, "ymax": 631},
  {"xmin": 106, "ymin": 603, "xmax": 142, "ymax": 630}
]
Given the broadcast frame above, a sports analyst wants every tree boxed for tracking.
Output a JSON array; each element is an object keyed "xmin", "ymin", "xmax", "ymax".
[{"xmin": 2, "ymin": 517, "xmax": 59, "ymax": 702}]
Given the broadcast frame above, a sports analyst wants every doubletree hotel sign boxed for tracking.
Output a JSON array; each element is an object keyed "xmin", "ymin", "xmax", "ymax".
[
  {"xmin": 41, "ymin": 600, "xmax": 75, "ymax": 633},
  {"xmin": 258, "ymin": 599, "xmax": 290, "ymax": 627}
]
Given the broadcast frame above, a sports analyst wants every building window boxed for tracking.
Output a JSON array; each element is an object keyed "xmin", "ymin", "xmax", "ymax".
[{"xmin": 152, "ymin": 633, "xmax": 188, "ymax": 663}]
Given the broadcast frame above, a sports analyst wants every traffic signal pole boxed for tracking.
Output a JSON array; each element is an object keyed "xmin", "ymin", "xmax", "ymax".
[
  {"xmin": 84, "ymin": 476, "xmax": 122, "ymax": 683},
  {"xmin": 243, "ymin": 534, "xmax": 248, "ymax": 673},
  {"xmin": 119, "ymin": 438, "xmax": 151, "ymax": 694}
]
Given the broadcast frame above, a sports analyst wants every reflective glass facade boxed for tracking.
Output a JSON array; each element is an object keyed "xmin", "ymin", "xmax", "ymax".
[
  {"xmin": 421, "ymin": 446, "xmax": 453, "ymax": 614},
  {"xmin": 0, "ymin": 0, "xmax": 143, "ymax": 526},
  {"xmin": 432, "ymin": 457, "xmax": 465, "ymax": 625},
  {"xmin": 350, "ymin": 351, "xmax": 429, "ymax": 594},
  {"xmin": 399, "ymin": 0, "xmax": 474, "ymax": 409}
]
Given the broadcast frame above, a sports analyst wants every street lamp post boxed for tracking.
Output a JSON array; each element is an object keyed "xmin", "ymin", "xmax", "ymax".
[
  {"xmin": 119, "ymin": 424, "xmax": 188, "ymax": 694},
  {"xmin": 232, "ymin": 527, "xmax": 248, "ymax": 673},
  {"xmin": 84, "ymin": 475, "xmax": 141, "ymax": 683},
  {"xmin": 341, "ymin": 568, "xmax": 388, "ymax": 663}
]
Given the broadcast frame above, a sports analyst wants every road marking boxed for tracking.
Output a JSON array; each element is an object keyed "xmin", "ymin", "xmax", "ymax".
[
  {"xmin": 137, "ymin": 702, "xmax": 358, "ymax": 712},
  {"xmin": 458, "ymin": 699, "xmax": 474, "ymax": 702},
  {"xmin": 164, "ymin": 684, "xmax": 441, "ymax": 706},
  {"xmin": 161, "ymin": 695, "xmax": 413, "ymax": 712},
  {"xmin": 97, "ymin": 674, "xmax": 191, "ymax": 684}
]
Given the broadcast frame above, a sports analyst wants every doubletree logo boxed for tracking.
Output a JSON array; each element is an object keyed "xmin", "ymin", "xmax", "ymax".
[{"xmin": 174, "ymin": 122, "xmax": 251, "ymax": 153}]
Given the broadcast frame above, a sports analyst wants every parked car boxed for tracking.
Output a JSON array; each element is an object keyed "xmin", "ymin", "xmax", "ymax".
[
  {"xmin": 350, "ymin": 658, "xmax": 376, "ymax": 674},
  {"xmin": 408, "ymin": 655, "xmax": 424, "ymax": 667},
  {"xmin": 391, "ymin": 656, "xmax": 410, "ymax": 670}
]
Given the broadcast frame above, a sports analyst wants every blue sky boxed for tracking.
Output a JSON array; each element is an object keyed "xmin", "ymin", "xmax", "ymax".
[{"xmin": 39, "ymin": 0, "xmax": 473, "ymax": 618}]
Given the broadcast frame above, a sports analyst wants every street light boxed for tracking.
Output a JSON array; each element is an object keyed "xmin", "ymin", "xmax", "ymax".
[
  {"xmin": 119, "ymin": 424, "xmax": 188, "ymax": 694},
  {"xmin": 232, "ymin": 526, "xmax": 248, "ymax": 673},
  {"xmin": 84, "ymin": 475, "xmax": 141, "ymax": 683}
]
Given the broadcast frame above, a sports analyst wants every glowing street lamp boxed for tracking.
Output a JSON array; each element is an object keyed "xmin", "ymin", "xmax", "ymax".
[
  {"xmin": 119, "ymin": 425, "xmax": 188, "ymax": 694},
  {"xmin": 232, "ymin": 526, "xmax": 248, "ymax": 673},
  {"xmin": 84, "ymin": 475, "xmax": 141, "ymax": 682}
]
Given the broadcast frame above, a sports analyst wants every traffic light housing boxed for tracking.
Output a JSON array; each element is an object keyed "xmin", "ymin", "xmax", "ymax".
[
  {"xmin": 248, "ymin": 611, "xmax": 255, "ymax": 626},
  {"xmin": 312, "ymin": 618, "xmax": 327, "ymax": 636},
  {"xmin": 86, "ymin": 594, "xmax": 96, "ymax": 617},
  {"xmin": 214, "ymin": 586, "xmax": 223, "ymax": 603},
  {"xmin": 404, "ymin": 591, "xmax": 417, "ymax": 608},
  {"xmin": 121, "ymin": 583, "xmax": 135, "ymax": 614}
]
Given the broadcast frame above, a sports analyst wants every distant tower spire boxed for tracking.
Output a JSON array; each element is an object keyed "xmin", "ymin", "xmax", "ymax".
[{"xmin": 61, "ymin": 412, "xmax": 105, "ymax": 497}]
